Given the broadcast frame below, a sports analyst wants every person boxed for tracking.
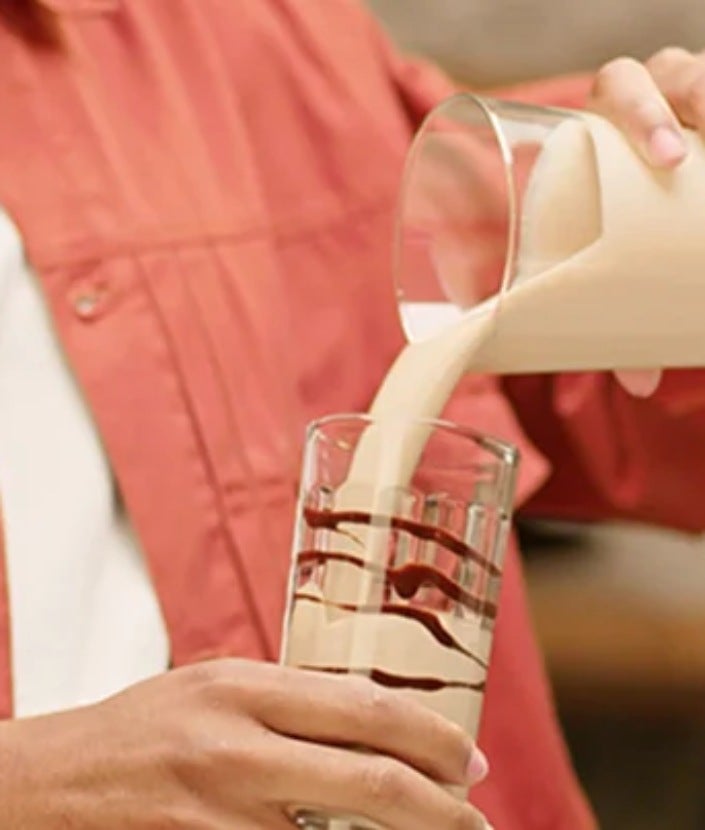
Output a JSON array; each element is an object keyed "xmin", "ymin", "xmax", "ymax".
[{"xmin": 0, "ymin": 1, "xmax": 704, "ymax": 827}]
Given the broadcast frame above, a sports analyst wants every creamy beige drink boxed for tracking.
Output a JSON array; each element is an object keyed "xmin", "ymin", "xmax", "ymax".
[
  {"xmin": 403, "ymin": 114, "xmax": 705, "ymax": 374},
  {"xmin": 281, "ymin": 413, "xmax": 514, "ymax": 830},
  {"xmin": 285, "ymin": 501, "xmax": 497, "ymax": 739},
  {"xmin": 282, "ymin": 110, "xmax": 705, "ymax": 828}
]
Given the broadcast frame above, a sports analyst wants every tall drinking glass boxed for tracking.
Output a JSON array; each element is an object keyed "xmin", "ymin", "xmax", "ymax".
[
  {"xmin": 395, "ymin": 93, "xmax": 590, "ymax": 344},
  {"xmin": 280, "ymin": 414, "xmax": 519, "ymax": 830},
  {"xmin": 396, "ymin": 92, "xmax": 704, "ymax": 387}
]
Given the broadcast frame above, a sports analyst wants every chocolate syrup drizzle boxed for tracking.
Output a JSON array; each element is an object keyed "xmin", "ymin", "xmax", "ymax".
[
  {"xmin": 298, "ymin": 665, "xmax": 486, "ymax": 693},
  {"xmin": 293, "ymin": 589, "xmax": 488, "ymax": 669},
  {"xmin": 296, "ymin": 552, "xmax": 498, "ymax": 622},
  {"xmin": 303, "ymin": 506, "xmax": 500, "ymax": 577},
  {"xmin": 291, "ymin": 507, "xmax": 500, "ymax": 691}
]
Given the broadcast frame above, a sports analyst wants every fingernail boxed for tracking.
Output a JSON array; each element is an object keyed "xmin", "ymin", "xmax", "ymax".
[
  {"xmin": 647, "ymin": 126, "xmax": 687, "ymax": 166},
  {"xmin": 466, "ymin": 746, "xmax": 489, "ymax": 784},
  {"xmin": 615, "ymin": 369, "xmax": 662, "ymax": 398}
]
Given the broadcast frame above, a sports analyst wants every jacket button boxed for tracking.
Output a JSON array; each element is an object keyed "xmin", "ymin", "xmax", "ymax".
[{"xmin": 73, "ymin": 292, "xmax": 100, "ymax": 319}]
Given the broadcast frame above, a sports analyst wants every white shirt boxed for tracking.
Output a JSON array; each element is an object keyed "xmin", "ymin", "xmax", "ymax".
[{"xmin": 0, "ymin": 208, "xmax": 169, "ymax": 718}]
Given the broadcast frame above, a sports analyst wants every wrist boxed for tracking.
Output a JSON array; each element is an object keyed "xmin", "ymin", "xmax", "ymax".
[
  {"xmin": 0, "ymin": 716, "xmax": 38, "ymax": 826},
  {"xmin": 0, "ymin": 706, "xmax": 96, "ymax": 827}
]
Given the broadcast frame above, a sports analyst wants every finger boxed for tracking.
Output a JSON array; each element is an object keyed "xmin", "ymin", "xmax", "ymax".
[
  {"xmin": 267, "ymin": 733, "xmax": 488, "ymax": 830},
  {"xmin": 590, "ymin": 56, "xmax": 688, "ymax": 167},
  {"xmin": 646, "ymin": 47, "xmax": 705, "ymax": 133},
  {"xmin": 614, "ymin": 369, "xmax": 662, "ymax": 397},
  {"xmin": 235, "ymin": 663, "xmax": 484, "ymax": 787}
]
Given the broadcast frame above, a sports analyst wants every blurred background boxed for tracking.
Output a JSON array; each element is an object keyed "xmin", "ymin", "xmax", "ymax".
[
  {"xmin": 365, "ymin": 2, "xmax": 705, "ymax": 827},
  {"xmin": 366, "ymin": 0, "xmax": 705, "ymax": 86}
]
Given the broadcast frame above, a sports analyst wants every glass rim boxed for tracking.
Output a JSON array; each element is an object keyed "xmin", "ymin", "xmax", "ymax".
[{"xmin": 306, "ymin": 411, "xmax": 520, "ymax": 470}]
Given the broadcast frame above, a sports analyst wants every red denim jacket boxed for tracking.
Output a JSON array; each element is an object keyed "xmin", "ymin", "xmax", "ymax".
[{"xmin": 2, "ymin": 2, "xmax": 704, "ymax": 827}]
